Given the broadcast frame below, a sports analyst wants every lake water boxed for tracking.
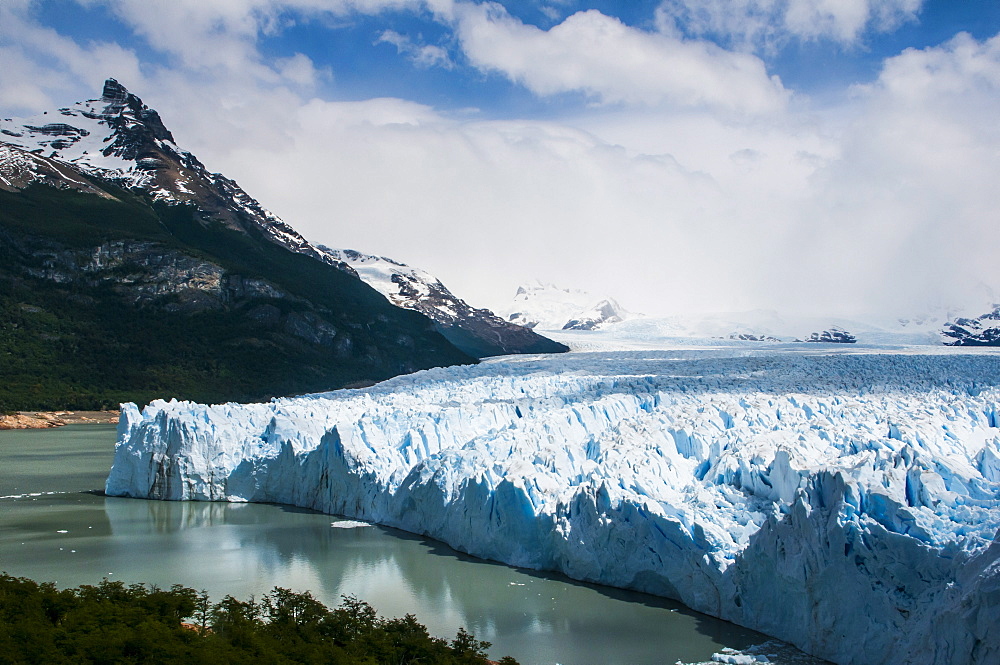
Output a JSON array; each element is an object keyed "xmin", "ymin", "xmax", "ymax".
[{"xmin": 0, "ymin": 425, "xmax": 827, "ymax": 665}]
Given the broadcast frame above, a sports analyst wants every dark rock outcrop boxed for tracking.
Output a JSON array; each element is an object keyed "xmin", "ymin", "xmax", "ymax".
[
  {"xmin": 729, "ymin": 333, "xmax": 781, "ymax": 342},
  {"xmin": 943, "ymin": 306, "xmax": 1000, "ymax": 346}
]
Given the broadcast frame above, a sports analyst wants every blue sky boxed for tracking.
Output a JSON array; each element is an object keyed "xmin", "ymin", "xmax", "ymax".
[
  {"xmin": 20, "ymin": 0, "xmax": 1000, "ymax": 112},
  {"xmin": 2, "ymin": 1, "xmax": 1000, "ymax": 320}
]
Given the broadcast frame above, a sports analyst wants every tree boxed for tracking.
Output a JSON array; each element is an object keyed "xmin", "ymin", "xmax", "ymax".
[{"xmin": 451, "ymin": 626, "xmax": 493, "ymax": 663}]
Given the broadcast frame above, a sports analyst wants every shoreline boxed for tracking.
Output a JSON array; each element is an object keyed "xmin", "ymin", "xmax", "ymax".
[{"xmin": 0, "ymin": 410, "xmax": 119, "ymax": 430}]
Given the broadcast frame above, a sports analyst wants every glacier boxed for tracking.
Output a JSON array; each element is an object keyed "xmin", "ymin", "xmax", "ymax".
[{"xmin": 106, "ymin": 345, "xmax": 1000, "ymax": 665}]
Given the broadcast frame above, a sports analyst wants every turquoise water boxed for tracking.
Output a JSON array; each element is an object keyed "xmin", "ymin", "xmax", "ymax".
[{"xmin": 0, "ymin": 425, "xmax": 824, "ymax": 665}]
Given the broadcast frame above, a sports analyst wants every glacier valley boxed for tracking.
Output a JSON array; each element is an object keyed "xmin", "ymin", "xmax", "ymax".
[{"xmin": 107, "ymin": 344, "xmax": 1000, "ymax": 665}]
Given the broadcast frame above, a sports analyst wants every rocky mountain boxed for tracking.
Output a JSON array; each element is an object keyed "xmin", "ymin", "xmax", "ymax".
[
  {"xmin": 1, "ymin": 80, "xmax": 301, "ymax": 244},
  {"xmin": 0, "ymin": 79, "xmax": 563, "ymax": 358},
  {"xmin": 499, "ymin": 282, "xmax": 633, "ymax": 331},
  {"xmin": 942, "ymin": 305, "xmax": 1000, "ymax": 345},
  {"xmin": 562, "ymin": 298, "xmax": 629, "ymax": 331},
  {"xmin": 0, "ymin": 79, "xmax": 562, "ymax": 410}
]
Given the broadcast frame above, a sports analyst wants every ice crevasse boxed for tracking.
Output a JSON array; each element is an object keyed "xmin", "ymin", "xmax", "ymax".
[{"xmin": 106, "ymin": 349, "xmax": 1000, "ymax": 665}]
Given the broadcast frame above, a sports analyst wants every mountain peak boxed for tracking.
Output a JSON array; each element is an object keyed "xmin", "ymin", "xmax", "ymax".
[
  {"xmin": 95, "ymin": 78, "xmax": 175, "ymax": 147},
  {"xmin": 101, "ymin": 78, "xmax": 130, "ymax": 106},
  {"xmin": 499, "ymin": 282, "xmax": 634, "ymax": 331}
]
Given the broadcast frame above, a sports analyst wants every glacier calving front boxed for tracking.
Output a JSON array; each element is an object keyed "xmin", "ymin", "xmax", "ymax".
[{"xmin": 107, "ymin": 348, "xmax": 1000, "ymax": 665}]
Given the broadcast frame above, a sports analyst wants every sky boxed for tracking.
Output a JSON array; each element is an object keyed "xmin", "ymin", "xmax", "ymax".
[{"xmin": 1, "ymin": 0, "xmax": 999, "ymax": 321}]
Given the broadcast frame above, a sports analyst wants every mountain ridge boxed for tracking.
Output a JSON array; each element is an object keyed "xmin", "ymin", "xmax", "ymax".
[
  {"xmin": 0, "ymin": 79, "xmax": 562, "ymax": 410},
  {"xmin": 0, "ymin": 79, "xmax": 565, "ymax": 359}
]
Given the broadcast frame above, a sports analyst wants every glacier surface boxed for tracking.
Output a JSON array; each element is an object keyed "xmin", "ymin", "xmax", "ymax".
[{"xmin": 107, "ymin": 345, "xmax": 1000, "ymax": 665}]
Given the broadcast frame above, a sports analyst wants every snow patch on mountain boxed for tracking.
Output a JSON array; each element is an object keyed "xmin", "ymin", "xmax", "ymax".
[
  {"xmin": 108, "ymin": 345, "xmax": 1000, "ymax": 665},
  {"xmin": 0, "ymin": 142, "xmax": 115, "ymax": 197},
  {"xmin": 2, "ymin": 82, "xmax": 174, "ymax": 190},
  {"xmin": 317, "ymin": 247, "xmax": 450, "ymax": 317}
]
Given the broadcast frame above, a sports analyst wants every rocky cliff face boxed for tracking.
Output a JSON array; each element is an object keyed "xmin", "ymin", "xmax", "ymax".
[{"xmin": 18, "ymin": 235, "xmax": 289, "ymax": 313}]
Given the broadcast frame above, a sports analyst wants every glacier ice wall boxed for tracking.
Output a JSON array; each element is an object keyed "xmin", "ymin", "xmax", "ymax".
[{"xmin": 107, "ymin": 348, "xmax": 1000, "ymax": 665}]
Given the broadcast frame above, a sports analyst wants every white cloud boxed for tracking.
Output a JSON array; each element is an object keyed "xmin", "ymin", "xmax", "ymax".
[
  {"xmin": 564, "ymin": 29, "xmax": 1000, "ymax": 319},
  {"xmin": 78, "ymin": 0, "xmax": 424, "ymax": 76},
  {"xmin": 376, "ymin": 30, "xmax": 455, "ymax": 69},
  {"xmin": 796, "ymin": 31, "xmax": 1000, "ymax": 315},
  {"xmin": 657, "ymin": 0, "xmax": 924, "ymax": 49},
  {"xmin": 276, "ymin": 53, "xmax": 332, "ymax": 88},
  {"xmin": 538, "ymin": 6, "xmax": 562, "ymax": 22},
  {"xmin": 451, "ymin": 4, "xmax": 789, "ymax": 114},
  {"xmin": 213, "ymin": 102, "xmax": 732, "ymax": 313},
  {"xmin": 376, "ymin": 29, "xmax": 409, "ymax": 49}
]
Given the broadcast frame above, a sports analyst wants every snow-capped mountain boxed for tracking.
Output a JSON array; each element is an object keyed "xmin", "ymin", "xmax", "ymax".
[
  {"xmin": 0, "ymin": 79, "xmax": 564, "ymax": 359},
  {"xmin": 108, "ymin": 345, "xmax": 1000, "ymax": 665},
  {"xmin": 498, "ymin": 282, "xmax": 634, "ymax": 330},
  {"xmin": 0, "ymin": 79, "xmax": 312, "ymax": 251}
]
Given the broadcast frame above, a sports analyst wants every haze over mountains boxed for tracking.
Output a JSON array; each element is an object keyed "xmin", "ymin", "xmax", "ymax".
[
  {"xmin": 499, "ymin": 280, "xmax": 1000, "ymax": 347},
  {"xmin": 0, "ymin": 79, "xmax": 564, "ymax": 410}
]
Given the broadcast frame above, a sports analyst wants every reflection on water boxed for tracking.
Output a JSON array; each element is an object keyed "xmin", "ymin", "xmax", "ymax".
[{"xmin": 0, "ymin": 425, "xmax": 827, "ymax": 665}]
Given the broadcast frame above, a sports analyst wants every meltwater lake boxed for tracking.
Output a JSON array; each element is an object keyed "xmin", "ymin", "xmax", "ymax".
[{"xmin": 1, "ymin": 424, "xmax": 827, "ymax": 665}]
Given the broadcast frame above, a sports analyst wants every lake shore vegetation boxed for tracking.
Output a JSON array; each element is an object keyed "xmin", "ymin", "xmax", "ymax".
[{"xmin": 0, "ymin": 574, "xmax": 517, "ymax": 664}]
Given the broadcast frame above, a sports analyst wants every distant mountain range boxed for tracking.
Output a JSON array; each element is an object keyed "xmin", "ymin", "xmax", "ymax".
[
  {"xmin": 498, "ymin": 280, "xmax": 1000, "ymax": 347},
  {"xmin": 0, "ymin": 79, "xmax": 564, "ymax": 410}
]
